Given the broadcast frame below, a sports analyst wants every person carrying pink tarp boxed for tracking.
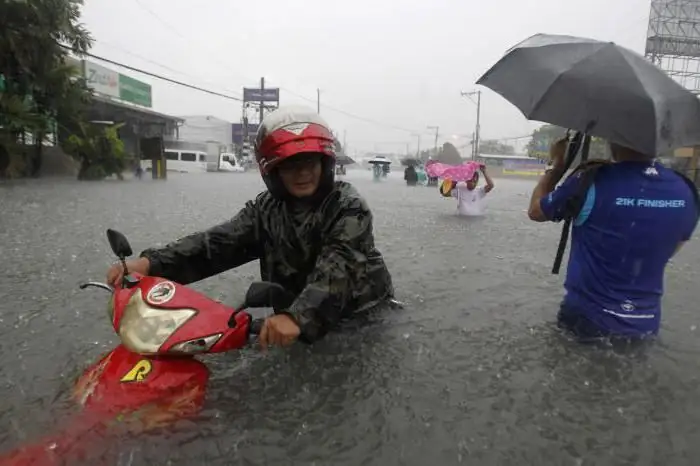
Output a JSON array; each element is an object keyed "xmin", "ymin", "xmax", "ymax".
[{"xmin": 426, "ymin": 160, "xmax": 495, "ymax": 216}]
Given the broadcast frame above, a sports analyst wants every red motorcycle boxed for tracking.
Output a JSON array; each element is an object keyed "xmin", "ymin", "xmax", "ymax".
[{"xmin": 0, "ymin": 229, "xmax": 293, "ymax": 466}]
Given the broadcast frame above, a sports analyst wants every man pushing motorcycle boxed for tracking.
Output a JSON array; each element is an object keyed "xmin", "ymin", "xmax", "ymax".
[{"xmin": 107, "ymin": 106, "xmax": 395, "ymax": 349}]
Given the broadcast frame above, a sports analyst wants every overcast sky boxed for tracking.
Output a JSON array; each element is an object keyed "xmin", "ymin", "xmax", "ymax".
[{"xmin": 81, "ymin": 0, "xmax": 652, "ymax": 153}]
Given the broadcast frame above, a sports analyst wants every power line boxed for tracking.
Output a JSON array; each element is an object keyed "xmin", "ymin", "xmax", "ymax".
[
  {"xmin": 275, "ymin": 85, "xmax": 434, "ymax": 135},
  {"xmin": 134, "ymin": 0, "xmax": 183, "ymax": 38},
  {"xmin": 69, "ymin": 44, "xmax": 436, "ymax": 138},
  {"xmin": 128, "ymin": 0, "xmax": 434, "ymax": 137},
  {"xmin": 60, "ymin": 45, "xmax": 243, "ymax": 102},
  {"xmin": 98, "ymin": 41, "xmax": 243, "ymax": 98},
  {"xmin": 496, "ymin": 133, "xmax": 534, "ymax": 141}
]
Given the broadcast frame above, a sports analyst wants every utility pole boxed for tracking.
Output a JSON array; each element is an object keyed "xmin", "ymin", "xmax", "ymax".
[
  {"xmin": 415, "ymin": 134, "xmax": 421, "ymax": 158},
  {"xmin": 475, "ymin": 91, "xmax": 481, "ymax": 159},
  {"xmin": 427, "ymin": 125, "xmax": 439, "ymax": 156},
  {"xmin": 461, "ymin": 90, "xmax": 482, "ymax": 160},
  {"xmin": 317, "ymin": 88, "xmax": 321, "ymax": 114},
  {"xmin": 259, "ymin": 77, "xmax": 265, "ymax": 124}
]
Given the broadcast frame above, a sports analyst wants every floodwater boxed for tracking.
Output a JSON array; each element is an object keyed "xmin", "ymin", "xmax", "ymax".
[{"xmin": 1, "ymin": 170, "xmax": 699, "ymax": 466}]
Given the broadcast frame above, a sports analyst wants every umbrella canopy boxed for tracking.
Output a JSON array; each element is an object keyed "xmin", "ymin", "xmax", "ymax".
[
  {"xmin": 336, "ymin": 153, "xmax": 355, "ymax": 166},
  {"xmin": 368, "ymin": 156, "xmax": 392, "ymax": 164},
  {"xmin": 477, "ymin": 33, "xmax": 700, "ymax": 156},
  {"xmin": 400, "ymin": 157, "xmax": 421, "ymax": 167}
]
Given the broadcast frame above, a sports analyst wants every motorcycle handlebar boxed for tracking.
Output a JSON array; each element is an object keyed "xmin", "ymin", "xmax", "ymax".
[
  {"xmin": 79, "ymin": 282, "xmax": 114, "ymax": 293},
  {"xmin": 249, "ymin": 318, "xmax": 265, "ymax": 336}
]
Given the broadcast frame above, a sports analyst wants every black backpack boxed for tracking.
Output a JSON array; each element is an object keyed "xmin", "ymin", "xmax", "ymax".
[{"xmin": 551, "ymin": 161, "xmax": 700, "ymax": 274}]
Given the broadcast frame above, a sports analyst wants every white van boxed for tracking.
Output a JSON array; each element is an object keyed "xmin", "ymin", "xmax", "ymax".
[
  {"xmin": 141, "ymin": 150, "xmax": 208, "ymax": 173},
  {"xmin": 219, "ymin": 153, "xmax": 246, "ymax": 172}
]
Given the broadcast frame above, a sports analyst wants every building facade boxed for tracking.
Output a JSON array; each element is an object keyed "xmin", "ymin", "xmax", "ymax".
[{"xmin": 176, "ymin": 115, "xmax": 234, "ymax": 153}]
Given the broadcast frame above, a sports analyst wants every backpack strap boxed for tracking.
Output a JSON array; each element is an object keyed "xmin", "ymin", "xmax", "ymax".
[{"xmin": 551, "ymin": 159, "xmax": 611, "ymax": 275}]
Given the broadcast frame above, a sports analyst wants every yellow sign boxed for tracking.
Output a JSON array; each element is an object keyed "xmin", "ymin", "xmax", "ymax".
[
  {"xmin": 503, "ymin": 169, "xmax": 545, "ymax": 176},
  {"xmin": 120, "ymin": 359, "xmax": 153, "ymax": 383}
]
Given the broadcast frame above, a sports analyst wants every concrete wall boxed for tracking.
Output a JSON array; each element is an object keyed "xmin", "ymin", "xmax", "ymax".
[{"xmin": 163, "ymin": 138, "xmax": 207, "ymax": 153}]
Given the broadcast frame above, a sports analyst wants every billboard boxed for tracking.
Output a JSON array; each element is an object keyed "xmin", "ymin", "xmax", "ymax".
[
  {"xmin": 232, "ymin": 123, "xmax": 259, "ymax": 145},
  {"xmin": 84, "ymin": 61, "xmax": 119, "ymax": 98},
  {"xmin": 118, "ymin": 74, "xmax": 152, "ymax": 108},
  {"xmin": 646, "ymin": 0, "xmax": 700, "ymax": 58},
  {"xmin": 83, "ymin": 60, "xmax": 153, "ymax": 108},
  {"xmin": 243, "ymin": 87, "xmax": 279, "ymax": 102}
]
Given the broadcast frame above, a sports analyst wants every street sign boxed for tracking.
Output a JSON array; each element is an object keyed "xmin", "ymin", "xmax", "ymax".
[
  {"xmin": 232, "ymin": 123, "xmax": 259, "ymax": 144},
  {"xmin": 243, "ymin": 87, "xmax": 279, "ymax": 103}
]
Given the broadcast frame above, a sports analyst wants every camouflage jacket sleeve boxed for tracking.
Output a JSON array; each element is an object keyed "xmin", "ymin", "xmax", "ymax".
[
  {"xmin": 140, "ymin": 201, "xmax": 260, "ymax": 284},
  {"xmin": 285, "ymin": 196, "xmax": 373, "ymax": 343}
]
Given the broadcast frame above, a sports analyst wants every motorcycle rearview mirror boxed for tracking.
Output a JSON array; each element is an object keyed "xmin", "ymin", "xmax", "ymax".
[
  {"xmin": 242, "ymin": 281, "xmax": 295, "ymax": 310},
  {"xmin": 106, "ymin": 229, "xmax": 133, "ymax": 258},
  {"xmin": 106, "ymin": 229, "xmax": 133, "ymax": 284}
]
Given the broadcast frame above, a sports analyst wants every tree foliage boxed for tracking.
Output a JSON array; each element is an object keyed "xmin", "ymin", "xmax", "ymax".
[
  {"xmin": 64, "ymin": 122, "xmax": 129, "ymax": 180},
  {"xmin": 479, "ymin": 139, "xmax": 515, "ymax": 155},
  {"xmin": 526, "ymin": 124, "xmax": 610, "ymax": 160},
  {"xmin": 0, "ymin": 0, "xmax": 93, "ymax": 178},
  {"xmin": 433, "ymin": 142, "xmax": 463, "ymax": 164},
  {"xmin": 415, "ymin": 142, "xmax": 470, "ymax": 164}
]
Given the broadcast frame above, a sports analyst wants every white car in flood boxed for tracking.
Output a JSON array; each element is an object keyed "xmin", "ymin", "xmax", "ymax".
[
  {"xmin": 141, "ymin": 150, "xmax": 209, "ymax": 173},
  {"xmin": 219, "ymin": 153, "xmax": 246, "ymax": 172}
]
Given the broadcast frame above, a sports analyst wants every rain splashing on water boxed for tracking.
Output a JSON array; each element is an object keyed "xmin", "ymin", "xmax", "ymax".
[{"xmin": 1, "ymin": 173, "xmax": 699, "ymax": 465}]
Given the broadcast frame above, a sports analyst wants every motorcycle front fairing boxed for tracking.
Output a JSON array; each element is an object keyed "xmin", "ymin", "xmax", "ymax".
[
  {"xmin": 74, "ymin": 344, "xmax": 209, "ymax": 419},
  {"xmin": 0, "ymin": 345, "xmax": 210, "ymax": 466},
  {"xmin": 72, "ymin": 275, "xmax": 256, "ymax": 420},
  {"xmin": 115, "ymin": 276, "xmax": 253, "ymax": 356}
]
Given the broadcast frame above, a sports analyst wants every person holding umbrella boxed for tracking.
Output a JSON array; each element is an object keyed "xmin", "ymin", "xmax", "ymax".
[
  {"xmin": 527, "ymin": 137, "xmax": 698, "ymax": 341},
  {"xmin": 478, "ymin": 33, "xmax": 700, "ymax": 341},
  {"xmin": 440, "ymin": 164, "xmax": 495, "ymax": 217}
]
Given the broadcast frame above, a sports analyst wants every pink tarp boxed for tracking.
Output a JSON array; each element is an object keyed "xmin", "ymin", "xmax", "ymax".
[{"xmin": 425, "ymin": 160, "xmax": 481, "ymax": 182}]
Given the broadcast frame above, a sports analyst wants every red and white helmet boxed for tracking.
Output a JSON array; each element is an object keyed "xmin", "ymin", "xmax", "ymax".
[{"xmin": 255, "ymin": 106, "xmax": 337, "ymax": 174}]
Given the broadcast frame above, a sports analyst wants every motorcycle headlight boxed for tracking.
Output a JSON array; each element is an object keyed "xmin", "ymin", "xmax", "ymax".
[
  {"xmin": 169, "ymin": 333, "xmax": 223, "ymax": 355},
  {"xmin": 119, "ymin": 292, "xmax": 196, "ymax": 355}
]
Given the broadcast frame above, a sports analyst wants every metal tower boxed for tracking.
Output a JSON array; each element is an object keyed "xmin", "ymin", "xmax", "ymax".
[{"xmin": 645, "ymin": 0, "xmax": 700, "ymax": 93}]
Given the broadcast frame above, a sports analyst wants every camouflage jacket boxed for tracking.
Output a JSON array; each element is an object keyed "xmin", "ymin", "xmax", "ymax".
[{"xmin": 140, "ymin": 181, "xmax": 394, "ymax": 342}]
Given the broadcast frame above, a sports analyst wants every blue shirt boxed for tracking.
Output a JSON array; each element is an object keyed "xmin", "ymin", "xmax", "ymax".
[{"xmin": 540, "ymin": 161, "xmax": 698, "ymax": 336}]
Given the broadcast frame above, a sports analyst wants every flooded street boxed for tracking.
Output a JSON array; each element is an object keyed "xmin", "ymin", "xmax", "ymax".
[{"xmin": 1, "ymin": 171, "xmax": 700, "ymax": 465}]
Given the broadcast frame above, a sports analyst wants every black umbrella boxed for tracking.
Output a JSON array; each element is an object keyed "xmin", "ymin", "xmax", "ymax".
[
  {"xmin": 336, "ymin": 153, "xmax": 355, "ymax": 166},
  {"xmin": 400, "ymin": 157, "xmax": 421, "ymax": 167},
  {"xmin": 477, "ymin": 33, "xmax": 700, "ymax": 156}
]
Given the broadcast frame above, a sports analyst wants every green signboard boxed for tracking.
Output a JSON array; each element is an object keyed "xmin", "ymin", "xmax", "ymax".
[{"xmin": 119, "ymin": 74, "xmax": 152, "ymax": 108}]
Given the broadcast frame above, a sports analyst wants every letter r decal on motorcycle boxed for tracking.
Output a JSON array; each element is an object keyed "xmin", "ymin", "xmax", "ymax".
[{"xmin": 120, "ymin": 360, "xmax": 153, "ymax": 383}]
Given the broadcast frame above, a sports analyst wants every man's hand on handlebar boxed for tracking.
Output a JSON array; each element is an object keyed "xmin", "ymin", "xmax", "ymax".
[
  {"xmin": 259, "ymin": 314, "xmax": 300, "ymax": 351},
  {"xmin": 106, "ymin": 257, "xmax": 150, "ymax": 288}
]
